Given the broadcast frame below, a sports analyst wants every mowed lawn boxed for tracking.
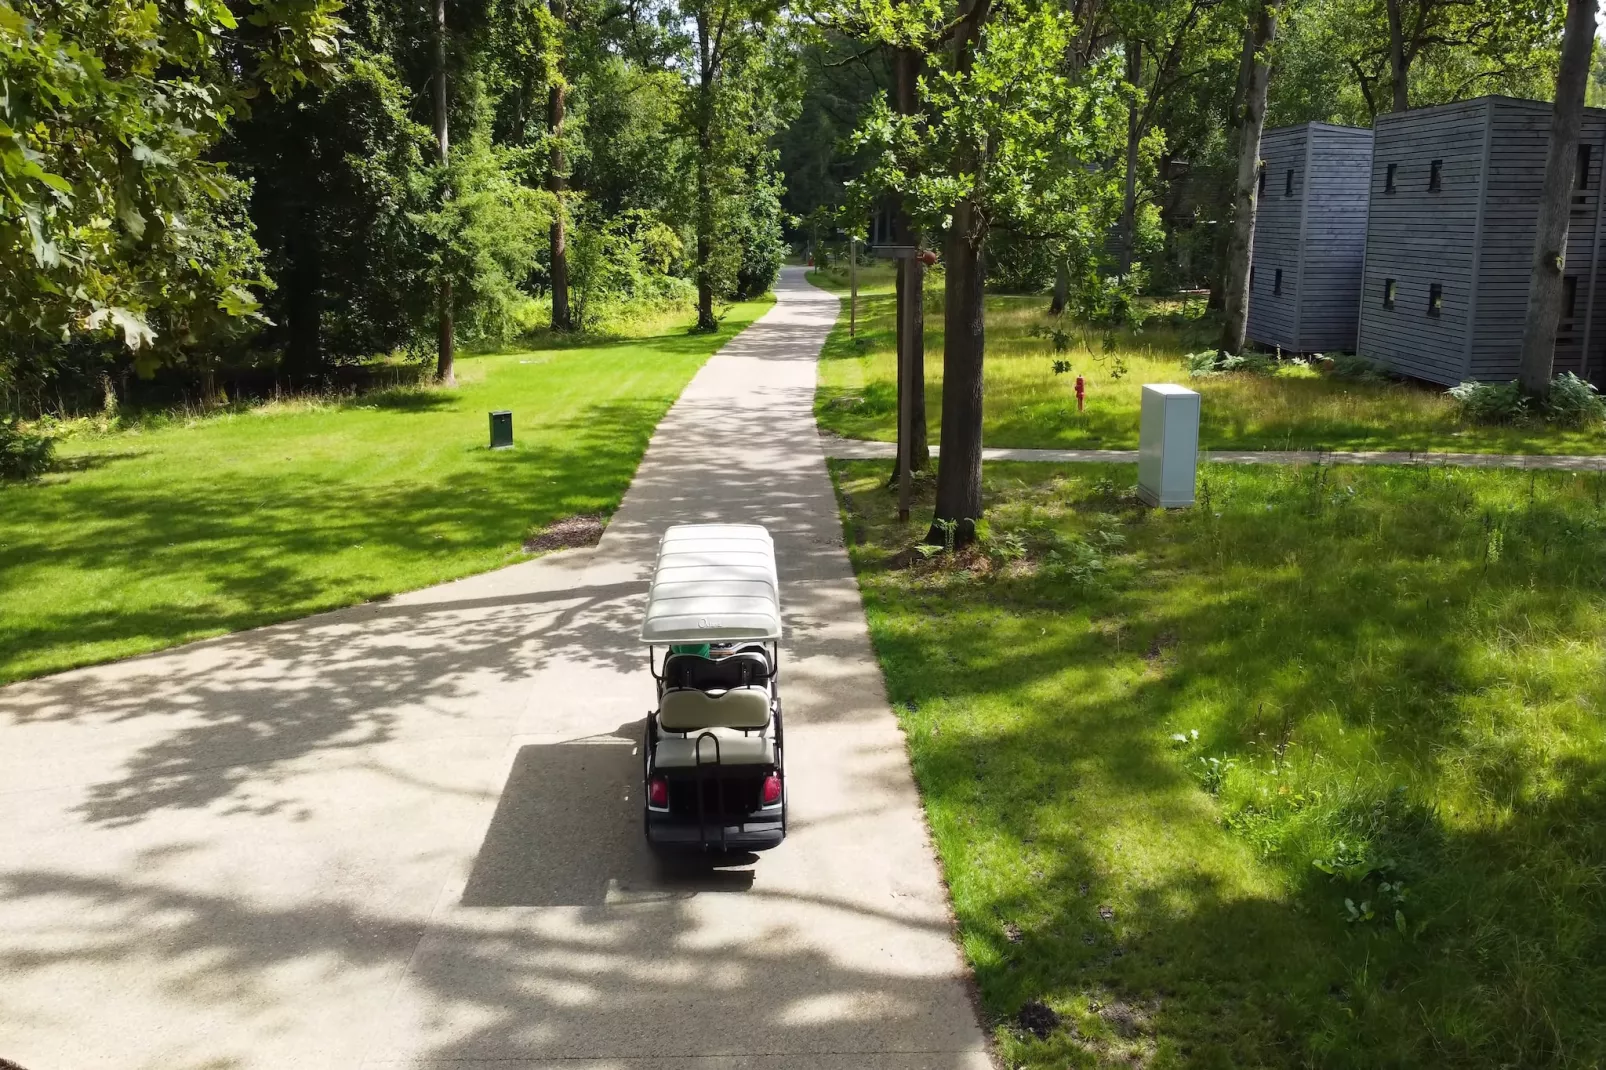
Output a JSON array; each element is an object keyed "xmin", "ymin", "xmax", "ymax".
[
  {"xmin": 810, "ymin": 264, "xmax": 1606, "ymax": 455},
  {"xmin": 833, "ymin": 458, "xmax": 1606, "ymax": 1069},
  {"xmin": 0, "ymin": 299, "xmax": 771, "ymax": 684}
]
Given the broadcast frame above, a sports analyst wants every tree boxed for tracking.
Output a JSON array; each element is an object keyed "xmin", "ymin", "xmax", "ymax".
[
  {"xmin": 432, "ymin": 0, "xmax": 456, "ymax": 384},
  {"xmin": 1517, "ymin": 0, "xmax": 1596, "ymax": 396},
  {"xmin": 679, "ymin": 0, "xmax": 797, "ymax": 331},
  {"xmin": 548, "ymin": 0, "xmax": 574, "ymax": 330},
  {"xmin": 1219, "ymin": 0, "xmax": 1278, "ymax": 356},
  {"xmin": 0, "ymin": 0, "xmax": 344, "ymax": 365},
  {"xmin": 855, "ymin": 0, "xmax": 1128, "ymax": 544}
]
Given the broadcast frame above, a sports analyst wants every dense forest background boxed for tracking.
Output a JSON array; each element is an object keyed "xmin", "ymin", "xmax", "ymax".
[{"xmin": 0, "ymin": 0, "xmax": 1593, "ymax": 417}]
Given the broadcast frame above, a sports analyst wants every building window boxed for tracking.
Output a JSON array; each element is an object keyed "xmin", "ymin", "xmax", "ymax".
[
  {"xmin": 1579, "ymin": 144, "xmax": 1593, "ymax": 190},
  {"xmin": 1274, "ymin": 268, "xmax": 1284, "ymax": 295},
  {"xmin": 1564, "ymin": 276, "xmax": 1579, "ymax": 318},
  {"xmin": 1383, "ymin": 278, "xmax": 1397, "ymax": 309},
  {"xmin": 1428, "ymin": 283, "xmax": 1443, "ymax": 317},
  {"xmin": 1385, "ymin": 163, "xmax": 1398, "ymax": 193},
  {"xmin": 1285, "ymin": 169, "xmax": 1295, "ymax": 196},
  {"xmin": 1257, "ymin": 164, "xmax": 1266, "ymax": 198},
  {"xmin": 1429, "ymin": 159, "xmax": 1443, "ymax": 192}
]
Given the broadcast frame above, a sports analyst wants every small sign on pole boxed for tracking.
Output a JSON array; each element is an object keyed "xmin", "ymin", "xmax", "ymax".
[
  {"xmin": 489, "ymin": 410, "xmax": 514, "ymax": 450},
  {"xmin": 849, "ymin": 236, "xmax": 858, "ymax": 339}
]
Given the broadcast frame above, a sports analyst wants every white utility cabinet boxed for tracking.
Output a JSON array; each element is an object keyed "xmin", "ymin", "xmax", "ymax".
[{"xmin": 1137, "ymin": 383, "xmax": 1200, "ymax": 508}]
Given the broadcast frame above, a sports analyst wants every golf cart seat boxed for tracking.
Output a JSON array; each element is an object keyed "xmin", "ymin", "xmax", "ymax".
[
  {"xmin": 657, "ymin": 685, "xmax": 771, "ymax": 730},
  {"xmin": 653, "ymin": 724, "xmax": 776, "ymax": 768},
  {"xmin": 662, "ymin": 650, "xmax": 773, "ymax": 693}
]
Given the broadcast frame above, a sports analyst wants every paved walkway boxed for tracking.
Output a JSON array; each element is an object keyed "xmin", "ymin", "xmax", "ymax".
[
  {"xmin": 0, "ymin": 269, "xmax": 991, "ymax": 1070},
  {"xmin": 825, "ymin": 439, "xmax": 1606, "ymax": 470}
]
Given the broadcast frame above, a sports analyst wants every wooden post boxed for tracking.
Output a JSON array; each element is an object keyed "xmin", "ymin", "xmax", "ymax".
[{"xmin": 849, "ymin": 237, "xmax": 858, "ymax": 338}]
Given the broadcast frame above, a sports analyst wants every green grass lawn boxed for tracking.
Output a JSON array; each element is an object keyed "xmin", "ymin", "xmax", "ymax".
[
  {"xmin": 809, "ymin": 264, "xmax": 1606, "ymax": 455},
  {"xmin": 833, "ymin": 458, "xmax": 1606, "ymax": 1069},
  {"xmin": 0, "ymin": 298, "xmax": 771, "ymax": 684}
]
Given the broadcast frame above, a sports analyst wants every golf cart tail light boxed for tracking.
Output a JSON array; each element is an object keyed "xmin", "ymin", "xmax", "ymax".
[
  {"xmin": 648, "ymin": 776, "xmax": 669, "ymax": 809},
  {"xmin": 761, "ymin": 774, "xmax": 782, "ymax": 806}
]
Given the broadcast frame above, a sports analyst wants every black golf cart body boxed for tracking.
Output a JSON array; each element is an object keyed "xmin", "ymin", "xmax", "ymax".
[{"xmin": 640, "ymin": 524, "xmax": 786, "ymax": 852}]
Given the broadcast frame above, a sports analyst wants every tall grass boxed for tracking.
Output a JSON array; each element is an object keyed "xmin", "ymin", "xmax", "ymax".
[{"xmin": 813, "ymin": 282, "xmax": 1606, "ymax": 455}]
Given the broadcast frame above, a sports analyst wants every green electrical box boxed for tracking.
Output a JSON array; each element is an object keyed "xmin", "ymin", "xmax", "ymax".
[{"xmin": 489, "ymin": 410, "xmax": 514, "ymax": 450}]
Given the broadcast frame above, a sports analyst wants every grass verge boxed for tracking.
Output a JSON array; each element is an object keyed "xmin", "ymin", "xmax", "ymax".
[
  {"xmin": 808, "ymin": 264, "xmax": 1606, "ymax": 455},
  {"xmin": 833, "ymin": 457, "xmax": 1606, "ymax": 1068},
  {"xmin": 0, "ymin": 298, "xmax": 772, "ymax": 684}
]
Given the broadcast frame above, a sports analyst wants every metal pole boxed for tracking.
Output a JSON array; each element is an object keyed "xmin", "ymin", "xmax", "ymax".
[{"xmin": 849, "ymin": 236, "xmax": 858, "ymax": 338}]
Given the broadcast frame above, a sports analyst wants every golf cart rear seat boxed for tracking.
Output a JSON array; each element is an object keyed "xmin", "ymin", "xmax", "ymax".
[
  {"xmin": 654, "ymin": 727, "xmax": 775, "ymax": 767},
  {"xmin": 654, "ymin": 684, "xmax": 774, "ymax": 768}
]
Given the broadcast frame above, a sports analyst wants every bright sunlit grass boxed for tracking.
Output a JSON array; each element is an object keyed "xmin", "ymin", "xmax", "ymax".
[
  {"xmin": 0, "ymin": 298, "xmax": 772, "ymax": 684},
  {"xmin": 809, "ymin": 266, "xmax": 1606, "ymax": 455},
  {"xmin": 834, "ymin": 458, "xmax": 1606, "ymax": 1069}
]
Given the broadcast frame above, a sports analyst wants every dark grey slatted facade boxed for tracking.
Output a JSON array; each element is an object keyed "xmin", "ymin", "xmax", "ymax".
[
  {"xmin": 1358, "ymin": 96, "xmax": 1606, "ymax": 386},
  {"xmin": 1247, "ymin": 123, "xmax": 1373, "ymax": 353}
]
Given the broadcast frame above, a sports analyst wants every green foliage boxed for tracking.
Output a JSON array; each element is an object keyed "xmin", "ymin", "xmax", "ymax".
[
  {"xmin": 0, "ymin": 0, "xmax": 343, "ymax": 361},
  {"xmin": 1328, "ymin": 353, "xmax": 1391, "ymax": 383},
  {"xmin": 423, "ymin": 138, "xmax": 551, "ymax": 343},
  {"xmin": 851, "ymin": 0, "xmax": 1130, "ymax": 263},
  {"xmin": 567, "ymin": 208, "xmax": 697, "ymax": 328},
  {"xmin": 1448, "ymin": 379, "xmax": 1530, "ymax": 424},
  {"xmin": 1274, "ymin": 0, "xmax": 1562, "ymax": 125},
  {"xmin": 1187, "ymin": 348, "xmax": 1277, "ymax": 377},
  {"xmin": 0, "ymin": 417, "xmax": 53, "ymax": 480},
  {"xmin": 1540, "ymin": 371, "xmax": 1606, "ymax": 427}
]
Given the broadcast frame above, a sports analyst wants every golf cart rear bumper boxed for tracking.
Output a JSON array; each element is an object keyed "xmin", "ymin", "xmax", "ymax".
[{"xmin": 645, "ymin": 811, "xmax": 785, "ymax": 851}]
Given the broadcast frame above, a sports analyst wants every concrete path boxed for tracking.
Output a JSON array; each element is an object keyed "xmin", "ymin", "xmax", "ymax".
[
  {"xmin": 0, "ymin": 268, "xmax": 992, "ymax": 1070},
  {"xmin": 825, "ymin": 439, "xmax": 1606, "ymax": 470}
]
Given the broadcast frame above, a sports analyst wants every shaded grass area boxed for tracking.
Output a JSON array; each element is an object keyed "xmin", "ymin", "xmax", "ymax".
[
  {"xmin": 809, "ymin": 265, "xmax": 1606, "ymax": 455},
  {"xmin": 0, "ymin": 299, "xmax": 771, "ymax": 684},
  {"xmin": 833, "ymin": 458, "xmax": 1606, "ymax": 1069}
]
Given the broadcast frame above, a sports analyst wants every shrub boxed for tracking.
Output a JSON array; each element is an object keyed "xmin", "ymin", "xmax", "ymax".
[
  {"xmin": 1540, "ymin": 371, "xmax": 1606, "ymax": 427},
  {"xmin": 1328, "ymin": 354, "xmax": 1390, "ymax": 383},
  {"xmin": 1186, "ymin": 349, "xmax": 1277, "ymax": 377},
  {"xmin": 1447, "ymin": 379, "xmax": 1528, "ymax": 424},
  {"xmin": 0, "ymin": 419, "xmax": 55, "ymax": 481}
]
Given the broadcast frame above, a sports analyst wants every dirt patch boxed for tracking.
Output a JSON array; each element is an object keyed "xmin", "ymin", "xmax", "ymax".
[
  {"xmin": 524, "ymin": 514, "xmax": 606, "ymax": 553},
  {"xmin": 1017, "ymin": 999, "xmax": 1061, "ymax": 1039}
]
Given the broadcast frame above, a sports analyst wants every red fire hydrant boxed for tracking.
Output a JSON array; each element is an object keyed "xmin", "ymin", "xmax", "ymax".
[{"xmin": 1075, "ymin": 374, "xmax": 1086, "ymax": 412}]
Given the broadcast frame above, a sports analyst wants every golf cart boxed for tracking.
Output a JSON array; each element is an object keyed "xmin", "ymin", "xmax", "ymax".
[{"xmin": 641, "ymin": 523, "xmax": 786, "ymax": 852}]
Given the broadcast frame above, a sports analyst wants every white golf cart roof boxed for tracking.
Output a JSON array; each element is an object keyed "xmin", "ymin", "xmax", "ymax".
[{"xmin": 640, "ymin": 523, "xmax": 781, "ymax": 643}]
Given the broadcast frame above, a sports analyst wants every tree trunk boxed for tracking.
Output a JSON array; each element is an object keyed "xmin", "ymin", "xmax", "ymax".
[
  {"xmin": 548, "ymin": 0, "xmax": 572, "ymax": 331},
  {"xmin": 1219, "ymin": 0, "xmax": 1278, "ymax": 355},
  {"xmin": 1210, "ymin": 24, "xmax": 1257, "ymax": 311},
  {"xmin": 433, "ymin": 0, "xmax": 455, "ymax": 385},
  {"xmin": 284, "ymin": 202, "xmax": 322, "ymax": 385},
  {"xmin": 1049, "ymin": 259, "xmax": 1070, "ymax": 315},
  {"xmin": 1518, "ymin": 0, "xmax": 1597, "ymax": 396},
  {"xmin": 892, "ymin": 46, "xmax": 929, "ymax": 479},
  {"xmin": 1119, "ymin": 37, "xmax": 1142, "ymax": 274},
  {"xmin": 693, "ymin": 14, "xmax": 718, "ymax": 332},
  {"xmin": 927, "ymin": 0, "xmax": 992, "ymax": 547},
  {"xmin": 929, "ymin": 202, "xmax": 986, "ymax": 546},
  {"xmin": 1385, "ymin": 0, "xmax": 1408, "ymax": 112}
]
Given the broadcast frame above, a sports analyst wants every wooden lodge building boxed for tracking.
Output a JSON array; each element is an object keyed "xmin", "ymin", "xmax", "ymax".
[{"xmin": 1246, "ymin": 122, "xmax": 1374, "ymax": 354}]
